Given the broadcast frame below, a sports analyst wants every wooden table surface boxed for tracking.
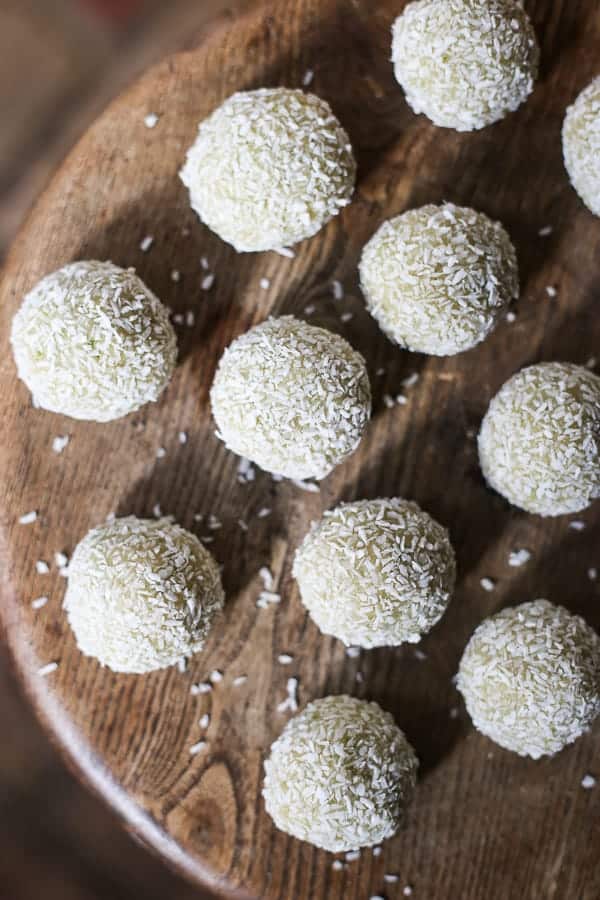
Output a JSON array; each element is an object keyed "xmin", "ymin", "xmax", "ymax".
[{"xmin": 1, "ymin": 1, "xmax": 600, "ymax": 899}]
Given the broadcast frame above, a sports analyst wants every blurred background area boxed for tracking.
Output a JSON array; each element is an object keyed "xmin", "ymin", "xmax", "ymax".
[{"xmin": 0, "ymin": 1, "xmax": 252, "ymax": 897}]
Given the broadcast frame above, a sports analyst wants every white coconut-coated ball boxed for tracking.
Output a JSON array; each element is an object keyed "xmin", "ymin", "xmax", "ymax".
[
  {"xmin": 210, "ymin": 316, "xmax": 371, "ymax": 480},
  {"xmin": 457, "ymin": 600, "xmax": 600, "ymax": 758},
  {"xmin": 391, "ymin": 0, "xmax": 539, "ymax": 131},
  {"xmin": 180, "ymin": 88, "xmax": 356, "ymax": 252},
  {"xmin": 478, "ymin": 362, "xmax": 600, "ymax": 516},
  {"xmin": 359, "ymin": 203, "xmax": 519, "ymax": 356},
  {"xmin": 65, "ymin": 517, "xmax": 224, "ymax": 673},
  {"xmin": 263, "ymin": 695, "xmax": 418, "ymax": 851},
  {"xmin": 563, "ymin": 76, "xmax": 600, "ymax": 216},
  {"xmin": 293, "ymin": 498, "xmax": 456, "ymax": 648},
  {"xmin": 10, "ymin": 261, "xmax": 177, "ymax": 422}
]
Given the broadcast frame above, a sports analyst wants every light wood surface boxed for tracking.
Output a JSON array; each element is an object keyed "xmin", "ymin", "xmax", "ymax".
[{"xmin": 1, "ymin": 1, "xmax": 600, "ymax": 898}]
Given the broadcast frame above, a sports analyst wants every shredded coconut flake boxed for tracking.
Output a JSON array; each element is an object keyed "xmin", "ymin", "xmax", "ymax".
[
  {"xmin": 190, "ymin": 740, "xmax": 207, "ymax": 755},
  {"xmin": 32, "ymin": 596, "xmax": 49, "ymax": 610},
  {"xmin": 19, "ymin": 511, "xmax": 37, "ymax": 525},
  {"xmin": 38, "ymin": 661, "xmax": 58, "ymax": 677},
  {"xmin": 35, "ymin": 560, "xmax": 50, "ymax": 575},
  {"xmin": 140, "ymin": 235, "xmax": 154, "ymax": 252},
  {"xmin": 144, "ymin": 113, "xmax": 159, "ymax": 129},
  {"xmin": 581, "ymin": 773, "xmax": 596, "ymax": 789},
  {"xmin": 52, "ymin": 435, "xmax": 70, "ymax": 454}
]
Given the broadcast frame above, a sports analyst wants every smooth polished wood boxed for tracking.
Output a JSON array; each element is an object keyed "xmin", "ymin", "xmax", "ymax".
[{"xmin": 1, "ymin": 2, "xmax": 600, "ymax": 898}]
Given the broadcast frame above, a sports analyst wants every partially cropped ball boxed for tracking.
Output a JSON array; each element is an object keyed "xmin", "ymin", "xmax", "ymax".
[
  {"xmin": 180, "ymin": 88, "xmax": 356, "ymax": 252},
  {"xmin": 263, "ymin": 695, "xmax": 418, "ymax": 851},
  {"xmin": 392, "ymin": 0, "xmax": 539, "ymax": 131},
  {"xmin": 458, "ymin": 600, "xmax": 600, "ymax": 758},
  {"xmin": 479, "ymin": 363, "xmax": 600, "ymax": 516},
  {"xmin": 65, "ymin": 517, "xmax": 224, "ymax": 673},
  {"xmin": 11, "ymin": 261, "xmax": 177, "ymax": 422},
  {"xmin": 359, "ymin": 204, "xmax": 518, "ymax": 356},
  {"xmin": 211, "ymin": 316, "xmax": 371, "ymax": 480},
  {"xmin": 293, "ymin": 498, "xmax": 456, "ymax": 647},
  {"xmin": 563, "ymin": 76, "xmax": 600, "ymax": 216}
]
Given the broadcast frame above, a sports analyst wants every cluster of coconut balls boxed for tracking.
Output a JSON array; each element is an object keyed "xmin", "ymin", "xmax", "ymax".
[{"xmin": 9, "ymin": 0, "xmax": 600, "ymax": 857}]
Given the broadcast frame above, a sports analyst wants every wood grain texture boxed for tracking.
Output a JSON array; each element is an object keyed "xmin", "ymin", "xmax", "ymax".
[{"xmin": 1, "ymin": 1, "xmax": 600, "ymax": 898}]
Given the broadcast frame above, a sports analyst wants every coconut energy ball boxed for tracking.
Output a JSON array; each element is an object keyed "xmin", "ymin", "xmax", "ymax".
[
  {"xmin": 293, "ymin": 498, "xmax": 456, "ymax": 647},
  {"xmin": 391, "ymin": 0, "xmax": 539, "ymax": 131},
  {"xmin": 563, "ymin": 76, "xmax": 600, "ymax": 216},
  {"xmin": 479, "ymin": 362, "xmax": 600, "ymax": 516},
  {"xmin": 263, "ymin": 695, "xmax": 418, "ymax": 851},
  {"xmin": 457, "ymin": 600, "xmax": 600, "ymax": 758},
  {"xmin": 65, "ymin": 517, "xmax": 224, "ymax": 673},
  {"xmin": 10, "ymin": 261, "xmax": 177, "ymax": 422},
  {"xmin": 210, "ymin": 316, "xmax": 371, "ymax": 480},
  {"xmin": 359, "ymin": 203, "xmax": 518, "ymax": 356},
  {"xmin": 180, "ymin": 88, "xmax": 356, "ymax": 252}
]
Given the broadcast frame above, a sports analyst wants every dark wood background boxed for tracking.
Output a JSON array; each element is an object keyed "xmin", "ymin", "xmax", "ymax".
[{"xmin": 1, "ymin": 1, "xmax": 600, "ymax": 899}]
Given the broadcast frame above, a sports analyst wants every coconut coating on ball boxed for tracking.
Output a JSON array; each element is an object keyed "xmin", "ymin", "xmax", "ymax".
[
  {"xmin": 293, "ymin": 498, "xmax": 456, "ymax": 648},
  {"xmin": 457, "ymin": 600, "xmax": 600, "ymax": 758},
  {"xmin": 479, "ymin": 363, "xmax": 600, "ymax": 516},
  {"xmin": 391, "ymin": 0, "xmax": 539, "ymax": 131},
  {"xmin": 65, "ymin": 517, "xmax": 224, "ymax": 673},
  {"xmin": 359, "ymin": 204, "xmax": 518, "ymax": 356},
  {"xmin": 10, "ymin": 261, "xmax": 177, "ymax": 422},
  {"xmin": 563, "ymin": 76, "xmax": 600, "ymax": 216},
  {"xmin": 180, "ymin": 88, "xmax": 356, "ymax": 252},
  {"xmin": 210, "ymin": 316, "xmax": 371, "ymax": 480},
  {"xmin": 263, "ymin": 695, "xmax": 418, "ymax": 851}
]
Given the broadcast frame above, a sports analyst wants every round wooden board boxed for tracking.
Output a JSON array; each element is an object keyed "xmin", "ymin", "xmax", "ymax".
[{"xmin": 2, "ymin": 1, "xmax": 600, "ymax": 897}]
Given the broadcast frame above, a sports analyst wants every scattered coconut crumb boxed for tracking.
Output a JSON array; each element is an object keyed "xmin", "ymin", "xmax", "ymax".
[
  {"xmin": 139, "ymin": 235, "xmax": 154, "ymax": 252},
  {"xmin": 371, "ymin": 896, "xmax": 385, "ymax": 900},
  {"xmin": 179, "ymin": 431, "xmax": 188, "ymax": 444},
  {"xmin": 581, "ymin": 773, "xmax": 596, "ymax": 789},
  {"xmin": 238, "ymin": 519, "xmax": 249, "ymax": 531},
  {"xmin": 505, "ymin": 311, "xmax": 517, "ymax": 323},
  {"xmin": 177, "ymin": 657, "xmax": 187, "ymax": 673},
  {"xmin": 36, "ymin": 560, "xmax": 50, "ymax": 575},
  {"xmin": 302, "ymin": 69, "xmax": 315, "ymax": 86},
  {"xmin": 355, "ymin": 671, "xmax": 364, "ymax": 683},
  {"xmin": 346, "ymin": 646, "xmax": 361, "ymax": 658},
  {"xmin": 38, "ymin": 661, "xmax": 58, "ymax": 677},
  {"xmin": 414, "ymin": 648, "xmax": 427, "ymax": 661},
  {"xmin": 200, "ymin": 256, "xmax": 210, "ymax": 270},
  {"xmin": 52, "ymin": 435, "xmax": 70, "ymax": 454},
  {"xmin": 384, "ymin": 874, "xmax": 399, "ymax": 884},
  {"xmin": 340, "ymin": 312, "xmax": 353, "ymax": 323},
  {"xmin": 152, "ymin": 503, "xmax": 162, "ymax": 518},
  {"xmin": 257, "ymin": 590, "xmax": 281, "ymax": 609},
  {"xmin": 260, "ymin": 277, "xmax": 271, "ymax": 290},
  {"xmin": 32, "ymin": 596, "xmax": 48, "ymax": 610},
  {"xmin": 569, "ymin": 520, "xmax": 586, "ymax": 531},
  {"xmin": 173, "ymin": 313, "xmax": 184, "ymax": 325},
  {"xmin": 376, "ymin": 367, "xmax": 386, "ymax": 376},
  {"xmin": 278, "ymin": 653, "xmax": 294, "ymax": 665},
  {"xmin": 372, "ymin": 846, "xmax": 383, "ymax": 857},
  {"xmin": 538, "ymin": 225, "xmax": 553, "ymax": 237},
  {"xmin": 201, "ymin": 535, "xmax": 214, "ymax": 544},
  {"xmin": 257, "ymin": 507, "xmax": 272, "ymax": 519},
  {"xmin": 402, "ymin": 372, "xmax": 419, "ymax": 389},
  {"xmin": 144, "ymin": 112, "xmax": 159, "ymax": 129},
  {"xmin": 19, "ymin": 511, "xmax": 37, "ymax": 525},
  {"xmin": 345, "ymin": 850, "xmax": 360, "ymax": 862},
  {"xmin": 304, "ymin": 304, "xmax": 315, "ymax": 315},
  {"xmin": 275, "ymin": 247, "xmax": 295, "ymax": 258},
  {"xmin": 545, "ymin": 285, "xmax": 557, "ymax": 298},
  {"xmin": 55, "ymin": 551, "xmax": 68, "ymax": 568},
  {"xmin": 332, "ymin": 280, "xmax": 344, "ymax": 300},
  {"xmin": 259, "ymin": 566, "xmax": 274, "ymax": 590},
  {"xmin": 449, "ymin": 706, "xmax": 460, "ymax": 719},
  {"xmin": 291, "ymin": 478, "xmax": 320, "ymax": 492},
  {"xmin": 186, "ymin": 310, "xmax": 195, "ymax": 327},
  {"xmin": 208, "ymin": 515, "xmax": 222, "ymax": 530},
  {"xmin": 237, "ymin": 457, "xmax": 256, "ymax": 483},
  {"xmin": 332, "ymin": 860, "xmax": 344, "ymax": 871},
  {"xmin": 585, "ymin": 356, "xmax": 597, "ymax": 370},
  {"xmin": 209, "ymin": 669, "xmax": 223, "ymax": 684},
  {"xmin": 170, "ymin": 269, "xmax": 181, "ymax": 283},
  {"xmin": 508, "ymin": 548, "xmax": 531, "ymax": 567},
  {"xmin": 396, "ymin": 394, "xmax": 408, "ymax": 405},
  {"xmin": 190, "ymin": 740, "xmax": 207, "ymax": 755},
  {"xmin": 199, "ymin": 713, "xmax": 210, "ymax": 728},
  {"xmin": 277, "ymin": 677, "xmax": 299, "ymax": 712},
  {"xmin": 588, "ymin": 567, "xmax": 597, "ymax": 581},
  {"xmin": 403, "ymin": 887, "xmax": 413, "ymax": 897},
  {"xmin": 191, "ymin": 682, "xmax": 212, "ymax": 695},
  {"xmin": 156, "ymin": 447, "xmax": 166, "ymax": 459},
  {"xmin": 480, "ymin": 577, "xmax": 496, "ymax": 592},
  {"xmin": 201, "ymin": 273, "xmax": 215, "ymax": 291},
  {"xmin": 233, "ymin": 674, "xmax": 248, "ymax": 686},
  {"xmin": 383, "ymin": 394, "xmax": 395, "ymax": 409}
]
